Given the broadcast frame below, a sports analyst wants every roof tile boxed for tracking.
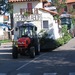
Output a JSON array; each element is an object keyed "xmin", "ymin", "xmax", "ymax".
[
  {"xmin": 66, "ymin": 0, "xmax": 75, "ymax": 3},
  {"xmin": 8, "ymin": 0, "xmax": 48, "ymax": 2}
]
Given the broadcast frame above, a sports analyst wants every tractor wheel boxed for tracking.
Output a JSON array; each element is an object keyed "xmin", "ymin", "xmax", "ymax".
[
  {"xmin": 35, "ymin": 43, "xmax": 40, "ymax": 55},
  {"xmin": 12, "ymin": 46, "xmax": 18, "ymax": 59},
  {"xmin": 30, "ymin": 47, "xmax": 35, "ymax": 58}
]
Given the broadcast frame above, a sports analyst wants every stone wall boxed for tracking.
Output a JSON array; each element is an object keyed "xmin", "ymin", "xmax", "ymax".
[{"xmin": 0, "ymin": 31, "xmax": 11, "ymax": 40}]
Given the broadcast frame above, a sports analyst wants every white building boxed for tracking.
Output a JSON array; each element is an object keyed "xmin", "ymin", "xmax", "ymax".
[
  {"xmin": 0, "ymin": 15, "xmax": 4, "ymax": 23},
  {"xmin": 9, "ymin": 0, "xmax": 60, "ymax": 40}
]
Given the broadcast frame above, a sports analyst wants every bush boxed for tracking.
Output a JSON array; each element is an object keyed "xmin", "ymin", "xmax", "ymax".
[
  {"xmin": 39, "ymin": 25, "xmax": 72, "ymax": 51},
  {"xmin": 63, "ymin": 33, "xmax": 72, "ymax": 44},
  {"xmin": 0, "ymin": 39, "xmax": 12, "ymax": 43},
  {"xmin": 40, "ymin": 38, "xmax": 59, "ymax": 51},
  {"xmin": 61, "ymin": 25, "xmax": 72, "ymax": 44},
  {"xmin": 56, "ymin": 38, "xmax": 64, "ymax": 46}
]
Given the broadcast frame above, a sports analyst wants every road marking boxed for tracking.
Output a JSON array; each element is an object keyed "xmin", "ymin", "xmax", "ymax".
[
  {"xmin": 16, "ymin": 53, "xmax": 47, "ymax": 70},
  {"xmin": 17, "ymin": 73, "xmax": 30, "ymax": 75},
  {"xmin": 0, "ymin": 53, "xmax": 12, "ymax": 54},
  {"xmin": 69, "ymin": 73, "xmax": 75, "ymax": 75},
  {"xmin": 44, "ymin": 73, "xmax": 57, "ymax": 75},
  {"xmin": 0, "ymin": 73, "xmax": 6, "ymax": 75}
]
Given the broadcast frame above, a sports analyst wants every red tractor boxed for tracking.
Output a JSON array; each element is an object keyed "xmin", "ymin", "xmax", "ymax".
[{"xmin": 12, "ymin": 22, "xmax": 40, "ymax": 59}]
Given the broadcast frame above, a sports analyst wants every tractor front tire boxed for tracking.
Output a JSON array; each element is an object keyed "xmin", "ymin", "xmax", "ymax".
[
  {"xmin": 30, "ymin": 47, "xmax": 35, "ymax": 58},
  {"xmin": 12, "ymin": 46, "xmax": 18, "ymax": 59}
]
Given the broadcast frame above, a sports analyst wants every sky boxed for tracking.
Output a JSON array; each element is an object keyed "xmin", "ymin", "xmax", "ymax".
[{"xmin": 48, "ymin": 0, "xmax": 51, "ymax": 2}]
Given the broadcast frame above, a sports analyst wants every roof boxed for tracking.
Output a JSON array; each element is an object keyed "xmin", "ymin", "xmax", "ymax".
[
  {"xmin": 8, "ymin": 0, "xmax": 75, "ymax": 3},
  {"xmin": 39, "ymin": 8, "xmax": 58, "ymax": 15},
  {"xmin": 66, "ymin": 0, "xmax": 75, "ymax": 3},
  {"xmin": 8, "ymin": 0, "xmax": 48, "ymax": 2}
]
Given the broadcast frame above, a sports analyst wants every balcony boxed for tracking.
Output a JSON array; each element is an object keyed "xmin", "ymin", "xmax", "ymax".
[{"xmin": 20, "ymin": 8, "xmax": 39, "ymax": 15}]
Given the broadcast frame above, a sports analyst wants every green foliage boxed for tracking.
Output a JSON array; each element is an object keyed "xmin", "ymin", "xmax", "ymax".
[
  {"xmin": 56, "ymin": 38, "xmax": 64, "ymax": 46},
  {"xmin": 63, "ymin": 33, "xmax": 72, "ymax": 43},
  {"xmin": 0, "ymin": 39, "xmax": 12, "ymax": 43},
  {"xmin": 52, "ymin": 0, "xmax": 66, "ymax": 13},
  {"xmin": 56, "ymin": 25, "xmax": 72, "ymax": 45},
  {"xmin": 62, "ymin": 25, "xmax": 72, "ymax": 41},
  {"xmin": 0, "ymin": 0, "xmax": 13, "ymax": 14},
  {"xmin": 39, "ymin": 25, "xmax": 72, "ymax": 51},
  {"xmin": 40, "ymin": 38, "xmax": 59, "ymax": 51},
  {"xmin": 61, "ymin": 25, "xmax": 68, "ymax": 33},
  {"xmin": 39, "ymin": 31, "xmax": 59, "ymax": 51},
  {"xmin": 24, "ymin": 12, "xmax": 29, "ymax": 17}
]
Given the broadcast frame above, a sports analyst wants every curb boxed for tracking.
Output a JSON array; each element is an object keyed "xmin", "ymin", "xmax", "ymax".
[{"xmin": 0, "ymin": 42, "xmax": 12, "ymax": 46}]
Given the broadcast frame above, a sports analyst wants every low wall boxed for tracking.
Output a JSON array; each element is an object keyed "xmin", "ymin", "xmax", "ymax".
[{"xmin": 0, "ymin": 32, "xmax": 11, "ymax": 40}]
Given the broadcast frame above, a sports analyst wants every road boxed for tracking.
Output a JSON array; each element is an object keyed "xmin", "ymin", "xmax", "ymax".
[{"xmin": 0, "ymin": 39, "xmax": 75, "ymax": 75}]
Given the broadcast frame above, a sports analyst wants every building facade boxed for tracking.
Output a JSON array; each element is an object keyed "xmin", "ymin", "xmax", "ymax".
[{"xmin": 9, "ymin": 0, "xmax": 60, "ymax": 40}]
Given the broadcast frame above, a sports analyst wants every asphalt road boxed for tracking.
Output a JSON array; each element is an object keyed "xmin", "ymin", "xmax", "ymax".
[{"xmin": 0, "ymin": 38, "xmax": 75, "ymax": 75}]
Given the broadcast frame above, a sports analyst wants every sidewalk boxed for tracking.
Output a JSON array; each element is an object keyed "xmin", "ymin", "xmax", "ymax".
[
  {"xmin": 55, "ymin": 37, "xmax": 75, "ymax": 50},
  {"xmin": 0, "ymin": 42, "xmax": 12, "ymax": 48}
]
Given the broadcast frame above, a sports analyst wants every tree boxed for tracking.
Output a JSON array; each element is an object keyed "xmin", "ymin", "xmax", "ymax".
[
  {"xmin": 0, "ymin": 0, "xmax": 13, "ymax": 15},
  {"xmin": 0, "ymin": 0, "xmax": 7, "ymax": 14},
  {"xmin": 52, "ymin": 0, "xmax": 66, "ymax": 14},
  {"xmin": 0, "ymin": 0, "xmax": 13, "ymax": 35}
]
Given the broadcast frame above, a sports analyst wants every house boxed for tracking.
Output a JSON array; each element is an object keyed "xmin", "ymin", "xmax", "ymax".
[
  {"xmin": 8, "ymin": 0, "xmax": 60, "ymax": 40},
  {"xmin": 66, "ymin": 0, "xmax": 75, "ymax": 15}
]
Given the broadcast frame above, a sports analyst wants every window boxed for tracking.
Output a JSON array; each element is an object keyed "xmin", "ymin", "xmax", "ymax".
[
  {"xmin": 27, "ymin": 3, "xmax": 32, "ymax": 14},
  {"xmin": 43, "ymin": 20, "xmax": 48, "ymax": 28},
  {"xmin": 73, "ymin": 4, "xmax": 75, "ymax": 9}
]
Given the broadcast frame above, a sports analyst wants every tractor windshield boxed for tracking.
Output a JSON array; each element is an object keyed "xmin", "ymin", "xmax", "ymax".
[{"xmin": 19, "ymin": 26, "xmax": 33, "ymax": 37}]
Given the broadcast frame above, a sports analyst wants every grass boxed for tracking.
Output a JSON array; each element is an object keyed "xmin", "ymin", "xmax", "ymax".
[{"xmin": 0, "ymin": 39, "xmax": 12, "ymax": 43}]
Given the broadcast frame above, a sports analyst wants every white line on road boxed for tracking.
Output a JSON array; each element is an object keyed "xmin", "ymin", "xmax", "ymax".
[
  {"xmin": 44, "ymin": 73, "xmax": 57, "ymax": 75},
  {"xmin": 69, "ymin": 73, "xmax": 75, "ymax": 75},
  {"xmin": 0, "ymin": 53, "xmax": 12, "ymax": 54},
  {"xmin": 0, "ymin": 73, "xmax": 6, "ymax": 75},
  {"xmin": 17, "ymin": 73, "xmax": 30, "ymax": 75},
  {"xmin": 16, "ymin": 53, "xmax": 47, "ymax": 70}
]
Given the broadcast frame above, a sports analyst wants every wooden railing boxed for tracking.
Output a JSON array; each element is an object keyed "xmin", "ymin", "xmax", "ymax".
[{"xmin": 20, "ymin": 8, "xmax": 38, "ymax": 15}]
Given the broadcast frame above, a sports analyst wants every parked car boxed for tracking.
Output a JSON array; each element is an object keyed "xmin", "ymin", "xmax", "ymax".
[{"xmin": 0, "ymin": 23, "xmax": 11, "ymax": 30}]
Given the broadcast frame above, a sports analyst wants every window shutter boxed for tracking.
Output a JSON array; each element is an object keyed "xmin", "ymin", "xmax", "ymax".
[{"xmin": 27, "ymin": 3, "xmax": 32, "ymax": 14}]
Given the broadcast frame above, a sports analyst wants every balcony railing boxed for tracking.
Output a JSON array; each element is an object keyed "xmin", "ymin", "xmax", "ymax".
[{"xmin": 20, "ymin": 8, "xmax": 38, "ymax": 15}]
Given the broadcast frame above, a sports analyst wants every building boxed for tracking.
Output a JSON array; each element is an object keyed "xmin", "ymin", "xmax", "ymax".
[
  {"xmin": 8, "ymin": 0, "xmax": 60, "ymax": 40},
  {"xmin": 66, "ymin": 0, "xmax": 75, "ymax": 15}
]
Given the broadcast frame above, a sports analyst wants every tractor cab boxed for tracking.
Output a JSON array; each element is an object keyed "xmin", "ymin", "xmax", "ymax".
[{"xmin": 18, "ymin": 23, "xmax": 37, "ymax": 38}]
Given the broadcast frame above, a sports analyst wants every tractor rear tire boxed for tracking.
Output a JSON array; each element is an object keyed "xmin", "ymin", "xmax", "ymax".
[
  {"xmin": 30, "ymin": 47, "xmax": 35, "ymax": 58},
  {"xmin": 12, "ymin": 46, "xmax": 18, "ymax": 59}
]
